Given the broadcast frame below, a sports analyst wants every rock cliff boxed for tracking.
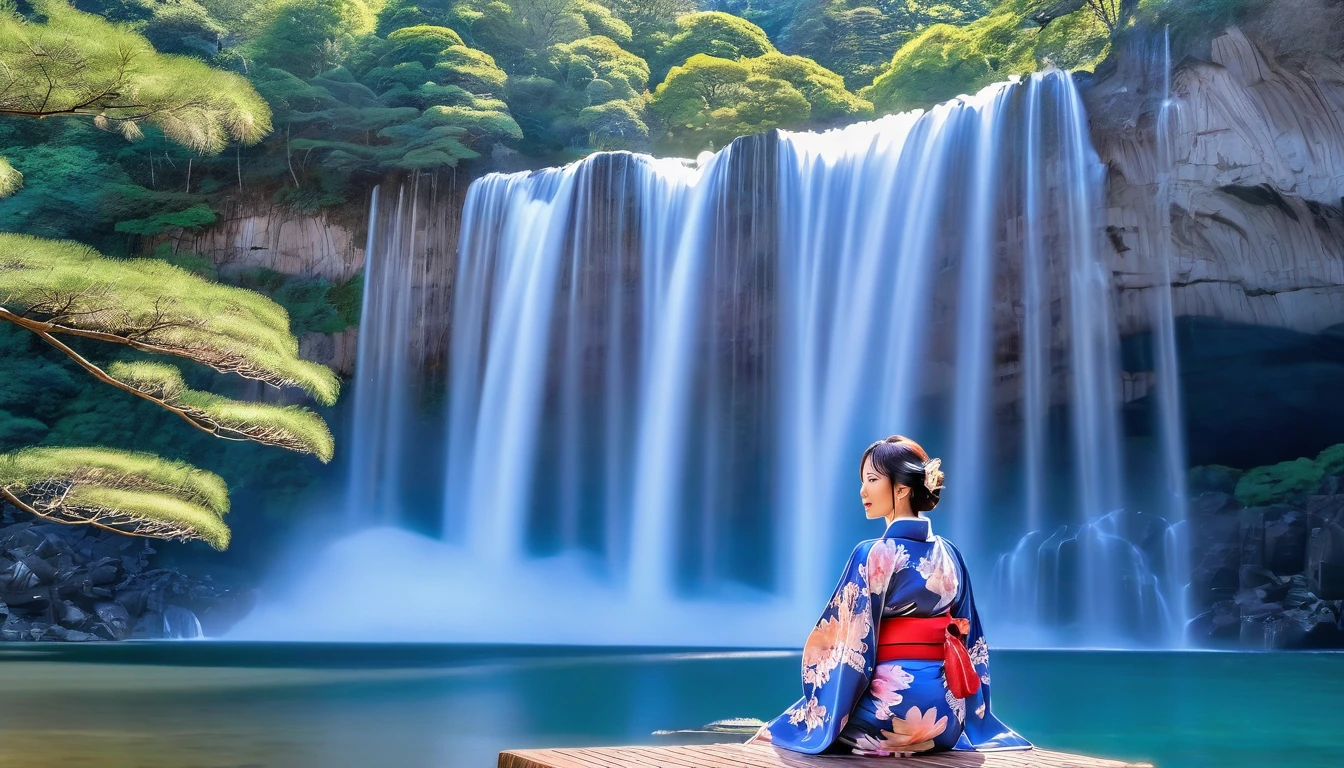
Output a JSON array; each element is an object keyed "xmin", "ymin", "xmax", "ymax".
[{"xmin": 1089, "ymin": 27, "xmax": 1344, "ymax": 337}]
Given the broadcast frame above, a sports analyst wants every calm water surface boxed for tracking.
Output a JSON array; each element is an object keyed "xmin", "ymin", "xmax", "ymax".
[{"xmin": 0, "ymin": 644, "xmax": 1338, "ymax": 767}]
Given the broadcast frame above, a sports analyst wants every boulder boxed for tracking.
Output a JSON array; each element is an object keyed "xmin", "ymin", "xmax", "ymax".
[{"xmin": 92, "ymin": 601, "xmax": 131, "ymax": 640}]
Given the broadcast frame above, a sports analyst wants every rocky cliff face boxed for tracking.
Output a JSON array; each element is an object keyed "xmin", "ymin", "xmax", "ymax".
[
  {"xmin": 162, "ymin": 198, "xmax": 371, "ymax": 282},
  {"xmin": 1089, "ymin": 27, "xmax": 1344, "ymax": 337},
  {"xmin": 156, "ymin": 197, "xmax": 374, "ymax": 375}
]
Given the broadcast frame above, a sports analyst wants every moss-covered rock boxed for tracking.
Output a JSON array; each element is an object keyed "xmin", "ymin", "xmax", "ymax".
[{"xmin": 1235, "ymin": 457, "xmax": 1326, "ymax": 507}]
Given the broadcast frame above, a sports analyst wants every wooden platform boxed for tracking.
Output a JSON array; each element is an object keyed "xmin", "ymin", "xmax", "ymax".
[{"xmin": 499, "ymin": 743, "xmax": 1155, "ymax": 768}]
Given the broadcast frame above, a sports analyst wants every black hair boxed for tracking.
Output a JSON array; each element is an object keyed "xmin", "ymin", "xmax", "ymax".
[{"xmin": 859, "ymin": 434, "xmax": 942, "ymax": 514}]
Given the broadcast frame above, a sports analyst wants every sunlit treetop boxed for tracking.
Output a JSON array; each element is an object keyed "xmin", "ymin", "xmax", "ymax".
[
  {"xmin": 0, "ymin": 0, "xmax": 272, "ymax": 153},
  {"xmin": 652, "ymin": 11, "xmax": 776, "ymax": 84},
  {"xmin": 0, "ymin": 234, "xmax": 340, "ymax": 406}
]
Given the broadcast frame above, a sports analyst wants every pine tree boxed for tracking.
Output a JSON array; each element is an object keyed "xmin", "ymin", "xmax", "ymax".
[{"xmin": 0, "ymin": 1, "xmax": 338, "ymax": 550}]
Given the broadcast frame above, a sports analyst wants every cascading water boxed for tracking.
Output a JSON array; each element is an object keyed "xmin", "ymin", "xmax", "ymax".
[
  {"xmin": 162, "ymin": 605, "xmax": 204, "ymax": 640},
  {"xmin": 235, "ymin": 69, "xmax": 1190, "ymax": 647}
]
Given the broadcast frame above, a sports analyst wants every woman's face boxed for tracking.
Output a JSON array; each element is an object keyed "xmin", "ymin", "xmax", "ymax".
[{"xmin": 860, "ymin": 454, "xmax": 905, "ymax": 519}]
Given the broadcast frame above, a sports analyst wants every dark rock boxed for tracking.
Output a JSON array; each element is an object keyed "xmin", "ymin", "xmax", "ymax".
[
  {"xmin": 18, "ymin": 555, "xmax": 57, "ymax": 586},
  {"xmin": 1, "ymin": 615, "xmax": 29, "ymax": 641},
  {"xmin": 1306, "ymin": 493, "xmax": 1344, "ymax": 517},
  {"xmin": 89, "ymin": 621, "xmax": 122, "ymax": 641},
  {"xmin": 115, "ymin": 590, "xmax": 148, "ymax": 617},
  {"xmin": 92, "ymin": 601, "xmax": 130, "ymax": 640},
  {"xmin": 1263, "ymin": 509, "xmax": 1311, "ymax": 575},
  {"xmin": 0, "ymin": 588, "xmax": 50, "ymax": 614},
  {"xmin": 85, "ymin": 562, "xmax": 120, "ymax": 586},
  {"xmin": 57, "ymin": 601, "xmax": 88, "ymax": 629},
  {"xmin": 1307, "ymin": 522, "xmax": 1344, "ymax": 599},
  {"xmin": 0, "ymin": 518, "xmax": 247, "ymax": 642},
  {"xmin": 0, "ymin": 558, "xmax": 37, "ymax": 591}
]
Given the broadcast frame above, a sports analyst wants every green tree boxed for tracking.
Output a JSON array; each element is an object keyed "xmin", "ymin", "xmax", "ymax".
[
  {"xmin": 605, "ymin": 0, "xmax": 696, "ymax": 59},
  {"xmin": 509, "ymin": 33, "xmax": 650, "ymax": 152},
  {"xmin": 0, "ymin": 236, "xmax": 339, "ymax": 548},
  {"xmin": 861, "ymin": 1, "xmax": 1109, "ymax": 114},
  {"xmin": 0, "ymin": 0, "xmax": 271, "ymax": 166},
  {"xmin": 747, "ymin": 52, "xmax": 872, "ymax": 125},
  {"xmin": 649, "ymin": 53, "xmax": 810, "ymax": 152},
  {"xmin": 245, "ymin": 23, "xmax": 519, "ymax": 203},
  {"xmin": 651, "ymin": 11, "xmax": 775, "ymax": 84},
  {"xmin": 0, "ymin": 2, "xmax": 336, "ymax": 549},
  {"xmin": 465, "ymin": 0, "xmax": 633, "ymax": 74},
  {"xmin": 245, "ymin": 0, "xmax": 376, "ymax": 78}
]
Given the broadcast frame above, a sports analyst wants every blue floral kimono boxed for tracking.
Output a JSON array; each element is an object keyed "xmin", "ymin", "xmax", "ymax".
[{"xmin": 763, "ymin": 516, "xmax": 1031, "ymax": 756}]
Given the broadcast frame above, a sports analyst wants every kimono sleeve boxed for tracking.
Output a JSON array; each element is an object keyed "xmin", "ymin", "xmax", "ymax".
[
  {"xmin": 763, "ymin": 539, "xmax": 888, "ymax": 755},
  {"xmin": 944, "ymin": 540, "xmax": 1032, "ymax": 751}
]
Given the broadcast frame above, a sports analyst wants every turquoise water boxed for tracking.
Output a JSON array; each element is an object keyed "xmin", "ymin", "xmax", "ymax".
[{"xmin": 0, "ymin": 644, "xmax": 1338, "ymax": 767}]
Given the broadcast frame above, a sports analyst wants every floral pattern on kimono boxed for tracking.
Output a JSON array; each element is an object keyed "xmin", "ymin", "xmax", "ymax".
[{"xmin": 763, "ymin": 516, "xmax": 1031, "ymax": 756}]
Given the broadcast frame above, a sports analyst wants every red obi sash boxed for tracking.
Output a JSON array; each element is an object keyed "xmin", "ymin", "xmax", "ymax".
[{"xmin": 875, "ymin": 612, "xmax": 981, "ymax": 699}]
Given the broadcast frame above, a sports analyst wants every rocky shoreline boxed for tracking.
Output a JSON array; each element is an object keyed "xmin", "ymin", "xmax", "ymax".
[
  {"xmin": 1187, "ymin": 446, "xmax": 1344, "ymax": 649},
  {"xmin": 0, "ymin": 505, "xmax": 254, "ymax": 641}
]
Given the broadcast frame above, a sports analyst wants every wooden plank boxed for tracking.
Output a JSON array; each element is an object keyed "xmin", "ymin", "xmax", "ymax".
[{"xmin": 499, "ymin": 743, "xmax": 1155, "ymax": 768}]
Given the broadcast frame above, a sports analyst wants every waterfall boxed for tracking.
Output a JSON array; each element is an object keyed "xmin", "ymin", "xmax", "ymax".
[
  {"xmin": 162, "ymin": 605, "xmax": 204, "ymax": 640},
  {"xmin": 242, "ymin": 70, "xmax": 1191, "ymax": 647},
  {"xmin": 344, "ymin": 175, "xmax": 458, "ymax": 529},
  {"xmin": 1153, "ymin": 26, "xmax": 1193, "ymax": 646}
]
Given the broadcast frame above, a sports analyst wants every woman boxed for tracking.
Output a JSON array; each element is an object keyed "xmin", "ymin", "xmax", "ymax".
[{"xmin": 751, "ymin": 435, "xmax": 1031, "ymax": 756}]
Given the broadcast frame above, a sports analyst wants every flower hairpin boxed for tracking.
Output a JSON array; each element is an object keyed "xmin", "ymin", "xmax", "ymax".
[{"xmin": 923, "ymin": 457, "xmax": 944, "ymax": 492}]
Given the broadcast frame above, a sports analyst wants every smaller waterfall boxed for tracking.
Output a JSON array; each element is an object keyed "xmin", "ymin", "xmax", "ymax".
[
  {"xmin": 992, "ymin": 35, "xmax": 1193, "ymax": 647},
  {"xmin": 1152, "ymin": 26, "xmax": 1193, "ymax": 645},
  {"xmin": 162, "ymin": 605, "xmax": 204, "ymax": 640},
  {"xmin": 345, "ymin": 175, "xmax": 459, "ymax": 529},
  {"xmin": 995, "ymin": 509, "xmax": 1181, "ymax": 646}
]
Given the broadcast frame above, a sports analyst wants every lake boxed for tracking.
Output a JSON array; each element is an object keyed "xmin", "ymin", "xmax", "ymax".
[{"xmin": 0, "ymin": 644, "xmax": 1337, "ymax": 767}]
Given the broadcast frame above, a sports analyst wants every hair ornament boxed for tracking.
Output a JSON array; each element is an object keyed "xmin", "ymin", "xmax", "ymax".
[{"xmin": 923, "ymin": 457, "xmax": 944, "ymax": 493}]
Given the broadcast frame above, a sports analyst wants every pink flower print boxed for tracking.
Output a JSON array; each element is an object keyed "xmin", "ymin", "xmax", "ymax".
[
  {"xmin": 915, "ymin": 538, "xmax": 960, "ymax": 611},
  {"xmin": 865, "ymin": 540, "xmax": 909, "ymax": 595},
  {"xmin": 884, "ymin": 706, "xmax": 949, "ymax": 752},
  {"xmin": 787, "ymin": 694, "xmax": 828, "ymax": 733},
  {"xmin": 870, "ymin": 664, "xmax": 914, "ymax": 721},
  {"xmin": 850, "ymin": 706, "xmax": 948, "ymax": 756}
]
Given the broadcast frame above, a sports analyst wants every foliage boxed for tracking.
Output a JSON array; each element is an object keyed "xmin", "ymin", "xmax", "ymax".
[
  {"xmin": 651, "ymin": 11, "xmax": 775, "ymax": 85},
  {"xmin": 0, "ymin": 234, "xmax": 339, "ymax": 404},
  {"xmin": 230, "ymin": 267, "xmax": 364, "ymax": 334},
  {"xmin": 862, "ymin": 1, "xmax": 1109, "ymax": 115},
  {"xmin": 0, "ymin": 156, "xmax": 20, "ymax": 196},
  {"xmin": 245, "ymin": 20, "xmax": 521, "ymax": 195},
  {"xmin": 1235, "ymin": 457, "xmax": 1325, "ymax": 508},
  {"xmin": 0, "ymin": 446, "xmax": 232, "ymax": 549},
  {"xmin": 784, "ymin": 0, "xmax": 993, "ymax": 87},
  {"xmin": 114, "ymin": 204, "xmax": 218, "ymax": 236},
  {"xmin": 650, "ymin": 53, "xmax": 811, "ymax": 152},
  {"xmin": 1228, "ymin": 442, "xmax": 1344, "ymax": 507},
  {"xmin": 507, "ymin": 34, "xmax": 651, "ymax": 151},
  {"xmin": 245, "ymin": 0, "xmax": 376, "ymax": 78},
  {"xmin": 604, "ymin": 0, "xmax": 696, "ymax": 60},
  {"xmin": 464, "ymin": 0, "xmax": 633, "ymax": 74},
  {"xmin": 0, "ymin": 0, "xmax": 272, "ymax": 153},
  {"xmin": 107, "ymin": 360, "xmax": 335, "ymax": 460},
  {"xmin": 748, "ymin": 52, "xmax": 872, "ymax": 126}
]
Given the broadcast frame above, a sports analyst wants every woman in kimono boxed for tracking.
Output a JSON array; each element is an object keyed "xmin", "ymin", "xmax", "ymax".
[{"xmin": 751, "ymin": 435, "xmax": 1031, "ymax": 757}]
